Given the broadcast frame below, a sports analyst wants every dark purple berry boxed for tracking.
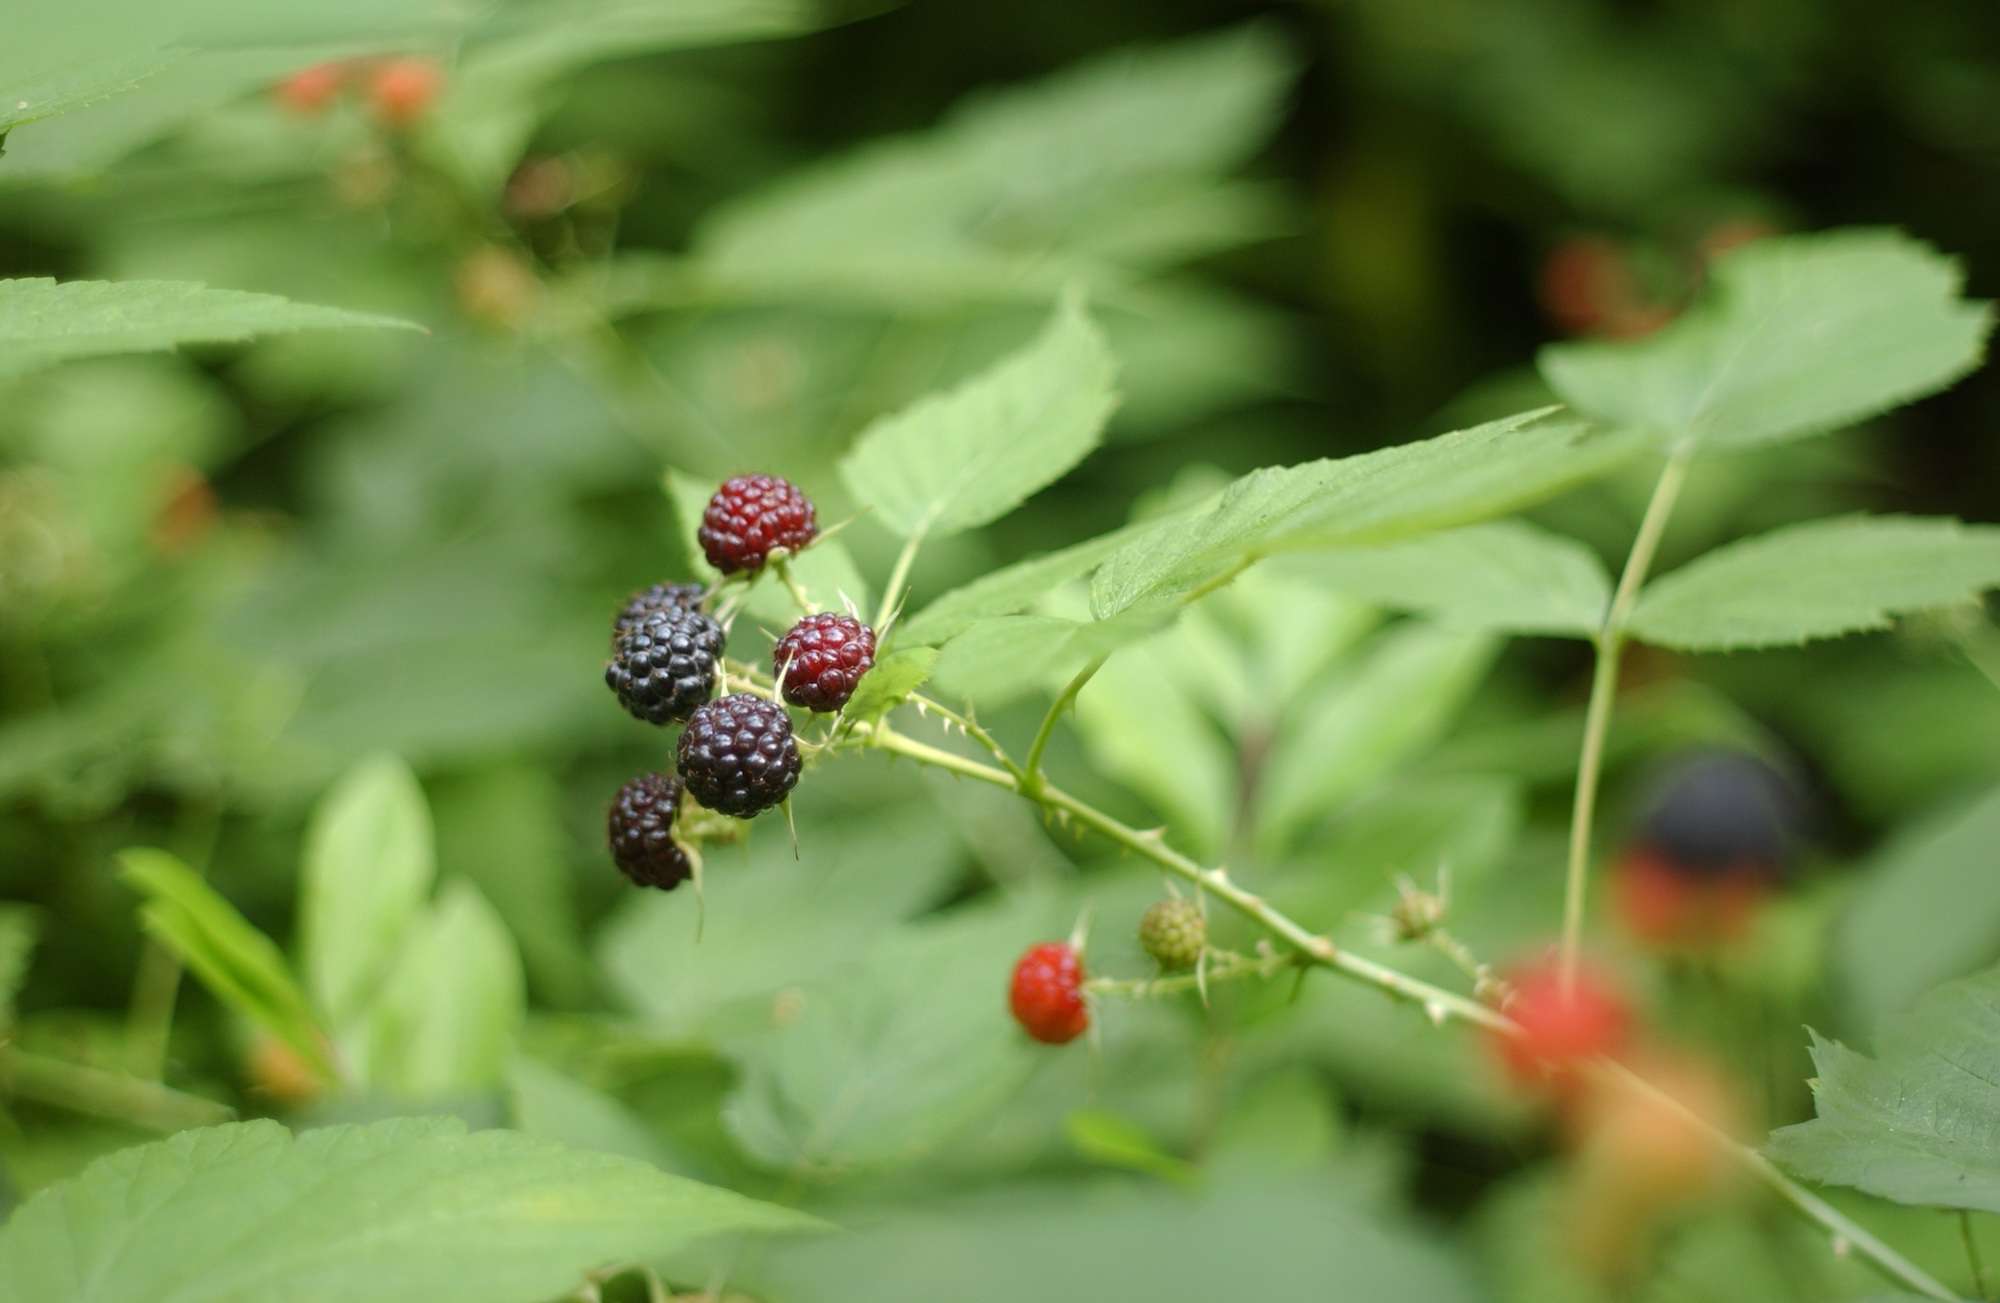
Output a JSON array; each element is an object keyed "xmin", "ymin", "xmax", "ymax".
[
  {"xmin": 698, "ymin": 474, "xmax": 817, "ymax": 574},
  {"xmin": 677, "ymin": 693, "xmax": 801, "ymax": 818},
  {"xmin": 608, "ymin": 772, "xmax": 692, "ymax": 890},
  {"xmin": 772, "ymin": 612, "xmax": 876, "ymax": 712},
  {"xmin": 613, "ymin": 581, "xmax": 707, "ymax": 642}
]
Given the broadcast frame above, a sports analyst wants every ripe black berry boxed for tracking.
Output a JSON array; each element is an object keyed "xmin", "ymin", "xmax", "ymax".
[
  {"xmin": 613, "ymin": 581, "xmax": 706, "ymax": 642},
  {"xmin": 607, "ymin": 772, "xmax": 692, "ymax": 890},
  {"xmin": 1631, "ymin": 750, "xmax": 1803, "ymax": 881},
  {"xmin": 605, "ymin": 606, "xmax": 724, "ymax": 725},
  {"xmin": 772, "ymin": 612, "xmax": 876, "ymax": 712},
  {"xmin": 677, "ymin": 693, "xmax": 801, "ymax": 817},
  {"xmin": 698, "ymin": 474, "xmax": 817, "ymax": 574}
]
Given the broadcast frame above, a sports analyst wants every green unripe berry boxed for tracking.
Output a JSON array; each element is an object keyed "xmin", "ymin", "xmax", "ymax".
[{"xmin": 1138, "ymin": 898, "xmax": 1205, "ymax": 970}]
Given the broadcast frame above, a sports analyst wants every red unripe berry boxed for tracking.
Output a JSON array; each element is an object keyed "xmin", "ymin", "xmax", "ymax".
[
  {"xmin": 1492, "ymin": 957, "xmax": 1633, "ymax": 1089},
  {"xmin": 1612, "ymin": 847, "xmax": 1769, "ymax": 949},
  {"xmin": 698, "ymin": 473, "xmax": 817, "ymax": 574},
  {"xmin": 367, "ymin": 57, "xmax": 444, "ymax": 128},
  {"xmin": 1009, "ymin": 942, "xmax": 1087, "ymax": 1045},
  {"xmin": 274, "ymin": 62, "xmax": 347, "ymax": 116},
  {"xmin": 773, "ymin": 612, "xmax": 876, "ymax": 712}
]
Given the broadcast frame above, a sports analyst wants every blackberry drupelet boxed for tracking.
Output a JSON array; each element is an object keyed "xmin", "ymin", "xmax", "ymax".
[
  {"xmin": 605, "ymin": 606, "xmax": 724, "ymax": 725},
  {"xmin": 607, "ymin": 772, "xmax": 692, "ymax": 890},
  {"xmin": 698, "ymin": 474, "xmax": 817, "ymax": 573},
  {"xmin": 677, "ymin": 693, "xmax": 802, "ymax": 817},
  {"xmin": 772, "ymin": 612, "xmax": 876, "ymax": 712}
]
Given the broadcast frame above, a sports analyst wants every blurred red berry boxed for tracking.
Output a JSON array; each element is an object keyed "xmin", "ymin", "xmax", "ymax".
[
  {"xmin": 367, "ymin": 57, "xmax": 444, "ymax": 128},
  {"xmin": 1612, "ymin": 848, "xmax": 1769, "ymax": 949},
  {"xmin": 1538, "ymin": 236, "xmax": 1675, "ymax": 339},
  {"xmin": 1695, "ymin": 217, "xmax": 1777, "ymax": 264},
  {"xmin": 273, "ymin": 62, "xmax": 347, "ymax": 116},
  {"xmin": 1009, "ymin": 942, "xmax": 1087, "ymax": 1045},
  {"xmin": 1492, "ymin": 956, "xmax": 1633, "ymax": 1088}
]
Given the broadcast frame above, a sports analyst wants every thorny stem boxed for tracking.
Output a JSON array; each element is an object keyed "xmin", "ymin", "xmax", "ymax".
[
  {"xmin": 1086, "ymin": 948, "xmax": 1303, "ymax": 999},
  {"xmin": 875, "ymin": 531, "xmax": 925, "ymax": 633},
  {"xmin": 857, "ymin": 712, "xmax": 1959, "ymax": 1301},
  {"xmin": 1559, "ymin": 441, "xmax": 1695, "ymax": 992},
  {"xmin": 0, "ymin": 1047, "xmax": 235, "ymax": 1132},
  {"xmin": 1023, "ymin": 656, "xmax": 1106, "ymax": 793}
]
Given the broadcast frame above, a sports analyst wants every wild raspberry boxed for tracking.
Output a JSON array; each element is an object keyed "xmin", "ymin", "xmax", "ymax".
[
  {"xmin": 772, "ymin": 613, "xmax": 876, "ymax": 712},
  {"xmin": 367, "ymin": 57, "xmax": 444, "ymax": 128},
  {"xmin": 1137, "ymin": 899, "xmax": 1204, "ymax": 970},
  {"xmin": 608, "ymin": 773, "xmax": 692, "ymax": 891},
  {"xmin": 605, "ymin": 606, "xmax": 724, "ymax": 725},
  {"xmin": 613, "ymin": 581, "xmax": 707, "ymax": 642},
  {"xmin": 698, "ymin": 474, "xmax": 817, "ymax": 574},
  {"xmin": 1009, "ymin": 942, "xmax": 1088, "ymax": 1045},
  {"xmin": 677, "ymin": 694, "xmax": 801, "ymax": 817},
  {"xmin": 274, "ymin": 63, "xmax": 347, "ymax": 116},
  {"xmin": 1491, "ymin": 957, "xmax": 1633, "ymax": 1089}
]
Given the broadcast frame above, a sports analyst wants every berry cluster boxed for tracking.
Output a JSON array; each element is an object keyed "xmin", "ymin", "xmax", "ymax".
[
  {"xmin": 273, "ymin": 57, "xmax": 444, "ymax": 126},
  {"xmin": 599, "ymin": 474, "xmax": 877, "ymax": 891}
]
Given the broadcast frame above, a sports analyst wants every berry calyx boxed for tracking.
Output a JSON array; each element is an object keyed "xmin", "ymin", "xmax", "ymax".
[
  {"xmin": 677, "ymin": 693, "xmax": 802, "ymax": 818},
  {"xmin": 1137, "ymin": 899, "xmax": 1205, "ymax": 970},
  {"xmin": 274, "ymin": 62, "xmax": 347, "ymax": 116},
  {"xmin": 772, "ymin": 612, "xmax": 876, "ymax": 712},
  {"xmin": 613, "ymin": 581, "xmax": 708, "ymax": 643},
  {"xmin": 1491, "ymin": 957, "xmax": 1633, "ymax": 1089},
  {"xmin": 605, "ymin": 606, "xmax": 724, "ymax": 725},
  {"xmin": 367, "ymin": 57, "xmax": 443, "ymax": 128},
  {"xmin": 607, "ymin": 772, "xmax": 692, "ymax": 891},
  {"xmin": 1009, "ymin": 942, "xmax": 1088, "ymax": 1045},
  {"xmin": 698, "ymin": 474, "xmax": 817, "ymax": 574}
]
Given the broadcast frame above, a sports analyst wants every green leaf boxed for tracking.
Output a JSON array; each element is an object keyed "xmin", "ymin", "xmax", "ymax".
[
  {"xmin": 900, "ymin": 515, "xmax": 1170, "ymax": 647},
  {"xmin": 0, "ymin": 279, "xmax": 418, "ymax": 382},
  {"xmin": 1074, "ymin": 634, "xmax": 1237, "ymax": 860},
  {"xmin": 840, "ymin": 646, "xmax": 937, "ymax": 725},
  {"xmin": 300, "ymin": 754, "xmax": 435, "ymax": 1032},
  {"xmin": 1255, "ymin": 624, "xmax": 1500, "ymax": 856},
  {"xmin": 928, "ymin": 608, "xmax": 1168, "ymax": 707},
  {"xmin": 1276, "ymin": 521, "xmax": 1611, "ymax": 638},
  {"xmin": 357, "ymin": 881, "xmax": 524, "ymax": 1095},
  {"xmin": 838, "ymin": 296, "xmax": 1117, "ymax": 539},
  {"xmin": 599, "ymin": 812, "xmax": 963, "ymax": 1039},
  {"xmin": 117, "ymin": 849, "xmax": 329, "ymax": 1078},
  {"xmin": 722, "ymin": 899, "xmax": 1042, "ymax": 1176},
  {"xmin": 1540, "ymin": 230, "xmax": 1991, "ymax": 449},
  {"xmin": 0, "ymin": 1117, "xmax": 816, "ymax": 1302},
  {"xmin": 0, "ymin": 905, "xmax": 40, "ymax": 1031},
  {"xmin": 1090, "ymin": 410, "xmax": 1637, "ymax": 619},
  {"xmin": 508, "ymin": 1058, "xmax": 674, "ymax": 1169},
  {"xmin": 1628, "ymin": 515, "xmax": 2000, "ymax": 651},
  {"xmin": 1768, "ymin": 964, "xmax": 2000, "ymax": 1213},
  {"xmin": 1064, "ymin": 1111, "xmax": 1198, "ymax": 1185},
  {"xmin": 1832, "ymin": 787, "xmax": 2000, "ymax": 1041},
  {"xmin": 688, "ymin": 23, "xmax": 1298, "ymax": 304}
]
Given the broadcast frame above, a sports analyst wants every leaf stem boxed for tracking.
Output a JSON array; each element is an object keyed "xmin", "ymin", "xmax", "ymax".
[
  {"xmin": 875, "ymin": 531, "xmax": 925, "ymax": 633},
  {"xmin": 770, "ymin": 556, "xmax": 816, "ymax": 617},
  {"xmin": 1963, "ymin": 1210, "xmax": 1989, "ymax": 1299},
  {"xmin": 1023, "ymin": 656, "xmax": 1105, "ymax": 793},
  {"xmin": 0, "ymin": 1047, "xmax": 235, "ymax": 1132},
  {"xmin": 1560, "ymin": 440, "xmax": 1694, "ymax": 990}
]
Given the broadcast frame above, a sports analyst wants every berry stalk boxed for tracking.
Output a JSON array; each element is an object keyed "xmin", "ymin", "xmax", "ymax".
[{"xmin": 1085, "ymin": 948, "xmax": 1302, "ymax": 999}]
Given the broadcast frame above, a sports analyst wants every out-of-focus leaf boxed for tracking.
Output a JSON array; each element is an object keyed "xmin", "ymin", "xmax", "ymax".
[
  {"xmin": 0, "ymin": 906, "xmax": 40, "ymax": 1031},
  {"xmin": 1074, "ymin": 633, "xmax": 1236, "ymax": 859},
  {"xmin": 721, "ymin": 897, "xmax": 1043, "ymax": 1176},
  {"xmin": 1832, "ymin": 787, "xmax": 2000, "ymax": 1040},
  {"xmin": 750, "ymin": 1174, "xmax": 1480, "ymax": 1303},
  {"xmin": 1628, "ymin": 515, "xmax": 2000, "ymax": 651},
  {"xmin": 299, "ymin": 755, "xmax": 434, "ymax": 1032},
  {"xmin": 0, "ymin": 279, "xmax": 417, "ymax": 381},
  {"xmin": 357, "ymin": 881, "xmax": 523, "ymax": 1096},
  {"xmin": 117, "ymin": 849, "xmax": 329, "ymax": 1078},
  {"xmin": 1541, "ymin": 231, "xmax": 1991, "ymax": 450},
  {"xmin": 839, "ymin": 297, "xmax": 1116, "ymax": 539},
  {"xmin": 0, "ymin": 1117, "xmax": 817, "ymax": 1302},
  {"xmin": 1769, "ymin": 963, "xmax": 2000, "ymax": 1213},
  {"xmin": 1255, "ymin": 624, "xmax": 1500, "ymax": 855},
  {"xmin": 1089, "ymin": 411, "xmax": 1636, "ymax": 619},
  {"xmin": 508, "ymin": 1058, "xmax": 672, "ymax": 1169},
  {"xmin": 1064, "ymin": 1111, "xmax": 1198, "ymax": 1185},
  {"xmin": 1278, "ymin": 521, "xmax": 1610, "ymax": 638},
  {"xmin": 599, "ymin": 812, "xmax": 962, "ymax": 1039}
]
